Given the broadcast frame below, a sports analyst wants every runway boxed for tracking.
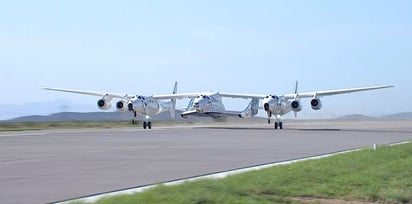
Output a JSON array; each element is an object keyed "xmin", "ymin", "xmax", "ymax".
[{"xmin": 0, "ymin": 120, "xmax": 411, "ymax": 204}]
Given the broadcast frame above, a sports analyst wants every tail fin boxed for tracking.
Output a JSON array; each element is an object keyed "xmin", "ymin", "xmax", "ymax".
[
  {"xmin": 294, "ymin": 80, "xmax": 298, "ymax": 95},
  {"xmin": 173, "ymin": 81, "xmax": 178, "ymax": 94},
  {"xmin": 170, "ymin": 81, "xmax": 178, "ymax": 119},
  {"xmin": 239, "ymin": 98, "xmax": 259, "ymax": 118},
  {"xmin": 293, "ymin": 80, "xmax": 299, "ymax": 118}
]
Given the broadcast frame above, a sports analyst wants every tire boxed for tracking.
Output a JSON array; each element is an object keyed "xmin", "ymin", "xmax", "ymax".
[
  {"xmin": 143, "ymin": 121, "xmax": 147, "ymax": 129},
  {"xmin": 148, "ymin": 122, "xmax": 152, "ymax": 129},
  {"xmin": 274, "ymin": 122, "xmax": 278, "ymax": 129},
  {"xmin": 279, "ymin": 122, "xmax": 283, "ymax": 130}
]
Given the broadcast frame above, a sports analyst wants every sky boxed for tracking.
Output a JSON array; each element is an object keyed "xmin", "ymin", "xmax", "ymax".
[{"xmin": 0, "ymin": 0, "xmax": 411, "ymax": 119}]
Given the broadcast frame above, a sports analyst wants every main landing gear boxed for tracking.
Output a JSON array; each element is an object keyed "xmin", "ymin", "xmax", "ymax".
[
  {"xmin": 143, "ymin": 115, "xmax": 152, "ymax": 129},
  {"xmin": 274, "ymin": 122, "xmax": 283, "ymax": 130},
  {"xmin": 143, "ymin": 121, "xmax": 152, "ymax": 129},
  {"xmin": 130, "ymin": 112, "xmax": 153, "ymax": 129},
  {"xmin": 267, "ymin": 112, "xmax": 283, "ymax": 130}
]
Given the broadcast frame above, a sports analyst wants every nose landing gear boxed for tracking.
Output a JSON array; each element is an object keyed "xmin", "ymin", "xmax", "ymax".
[
  {"xmin": 274, "ymin": 122, "xmax": 283, "ymax": 130},
  {"xmin": 143, "ymin": 115, "xmax": 152, "ymax": 129}
]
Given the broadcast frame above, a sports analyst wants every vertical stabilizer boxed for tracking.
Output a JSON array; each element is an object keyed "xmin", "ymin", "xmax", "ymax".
[
  {"xmin": 239, "ymin": 98, "xmax": 259, "ymax": 118},
  {"xmin": 294, "ymin": 80, "xmax": 298, "ymax": 94},
  {"xmin": 170, "ymin": 81, "xmax": 178, "ymax": 119}
]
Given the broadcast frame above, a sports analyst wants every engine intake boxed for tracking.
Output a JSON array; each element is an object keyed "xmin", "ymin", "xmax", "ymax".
[
  {"xmin": 290, "ymin": 100, "xmax": 302, "ymax": 112},
  {"xmin": 116, "ymin": 100, "xmax": 128, "ymax": 112},
  {"xmin": 97, "ymin": 99, "xmax": 112, "ymax": 110},
  {"xmin": 310, "ymin": 98, "xmax": 322, "ymax": 110}
]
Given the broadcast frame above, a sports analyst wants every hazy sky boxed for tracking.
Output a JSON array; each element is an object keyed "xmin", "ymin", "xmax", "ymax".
[{"xmin": 0, "ymin": 0, "xmax": 410, "ymax": 119}]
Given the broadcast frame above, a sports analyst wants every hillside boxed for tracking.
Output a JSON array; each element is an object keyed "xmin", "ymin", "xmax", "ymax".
[
  {"xmin": 336, "ymin": 112, "xmax": 412, "ymax": 120},
  {"xmin": 3, "ymin": 111, "xmax": 179, "ymax": 123},
  {"xmin": 381, "ymin": 112, "xmax": 412, "ymax": 120}
]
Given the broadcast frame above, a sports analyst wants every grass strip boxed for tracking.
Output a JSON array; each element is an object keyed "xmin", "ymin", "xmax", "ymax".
[{"xmin": 75, "ymin": 142, "xmax": 412, "ymax": 204}]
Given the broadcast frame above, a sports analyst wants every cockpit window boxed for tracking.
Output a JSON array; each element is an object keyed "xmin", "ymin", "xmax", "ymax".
[{"xmin": 272, "ymin": 96, "xmax": 278, "ymax": 99}]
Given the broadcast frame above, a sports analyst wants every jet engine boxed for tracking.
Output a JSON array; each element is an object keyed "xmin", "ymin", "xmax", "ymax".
[
  {"xmin": 116, "ymin": 100, "xmax": 128, "ymax": 112},
  {"xmin": 290, "ymin": 100, "xmax": 302, "ymax": 112},
  {"xmin": 97, "ymin": 98, "xmax": 112, "ymax": 110},
  {"xmin": 310, "ymin": 98, "xmax": 322, "ymax": 110}
]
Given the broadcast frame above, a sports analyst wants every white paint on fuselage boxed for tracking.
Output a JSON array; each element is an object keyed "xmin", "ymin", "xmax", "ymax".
[
  {"xmin": 262, "ymin": 95, "xmax": 291, "ymax": 116},
  {"xmin": 129, "ymin": 96, "xmax": 172, "ymax": 116},
  {"xmin": 191, "ymin": 93, "xmax": 226, "ymax": 112}
]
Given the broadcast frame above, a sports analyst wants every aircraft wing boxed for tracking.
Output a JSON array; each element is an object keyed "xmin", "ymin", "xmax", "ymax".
[
  {"xmin": 218, "ymin": 93, "xmax": 266, "ymax": 99},
  {"xmin": 43, "ymin": 88, "xmax": 130, "ymax": 99},
  {"xmin": 281, "ymin": 85, "xmax": 393, "ymax": 99},
  {"xmin": 153, "ymin": 92, "xmax": 203, "ymax": 100}
]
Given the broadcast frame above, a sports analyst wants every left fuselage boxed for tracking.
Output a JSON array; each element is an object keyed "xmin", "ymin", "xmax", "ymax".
[{"xmin": 128, "ymin": 96, "xmax": 170, "ymax": 116}]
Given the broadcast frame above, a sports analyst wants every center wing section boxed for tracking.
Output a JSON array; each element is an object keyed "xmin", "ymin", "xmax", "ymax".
[
  {"xmin": 218, "ymin": 93, "xmax": 266, "ymax": 99},
  {"xmin": 154, "ymin": 92, "xmax": 266, "ymax": 100},
  {"xmin": 153, "ymin": 92, "xmax": 203, "ymax": 100}
]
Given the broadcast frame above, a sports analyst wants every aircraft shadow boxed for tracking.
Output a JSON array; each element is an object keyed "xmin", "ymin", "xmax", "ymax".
[
  {"xmin": 193, "ymin": 126, "xmax": 274, "ymax": 130},
  {"xmin": 293, "ymin": 128, "xmax": 342, "ymax": 131}
]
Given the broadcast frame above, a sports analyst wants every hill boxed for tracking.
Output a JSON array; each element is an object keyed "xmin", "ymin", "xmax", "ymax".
[
  {"xmin": 336, "ymin": 112, "xmax": 412, "ymax": 120},
  {"xmin": 3, "ymin": 111, "xmax": 178, "ymax": 123},
  {"xmin": 335, "ymin": 114, "xmax": 377, "ymax": 120},
  {"xmin": 381, "ymin": 112, "xmax": 412, "ymax": 120}
]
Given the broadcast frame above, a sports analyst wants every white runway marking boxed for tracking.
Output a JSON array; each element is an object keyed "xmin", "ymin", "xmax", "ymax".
[{"xmin": 0, "ymin": 132, "xmax": 46, "ymax": 137}]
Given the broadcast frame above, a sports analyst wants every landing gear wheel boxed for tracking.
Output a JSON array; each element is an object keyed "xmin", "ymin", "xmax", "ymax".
[
  {"xmin": 132, "ymin": 119, "xmax": 135, "ymax": 124},
  {"xmin": 274, "ymin": 122, "xmax": 278, "ymax": 129},
  {"xmin": 143, "ymin": 121, "xmax": 147, "ymax": 129},
  {"xmin": 279, "ymin": 122, "xmax": 283, "ymax": 130},
  {"xmin": 267, "ymin": 119, "xmax": 270, "ymax": 124},
  {"xmin": 148, "ymin": 122, "xmax": 152, "ymax": 129}
]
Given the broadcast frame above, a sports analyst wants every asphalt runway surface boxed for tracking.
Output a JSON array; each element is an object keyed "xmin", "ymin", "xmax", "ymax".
[{"xmin": 0, "ymin": 120, "xmax": 411, "ymax": 204}]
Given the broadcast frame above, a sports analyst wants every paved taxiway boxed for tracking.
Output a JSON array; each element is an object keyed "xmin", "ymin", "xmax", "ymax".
[{"xmin": 0, "ymin": 120, "xmax": 411, "ymax": 204}]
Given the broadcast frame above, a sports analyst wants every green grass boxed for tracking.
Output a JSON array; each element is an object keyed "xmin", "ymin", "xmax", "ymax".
[{"xmin": 76, "ymin": 142, "xmax": 412, "ymax": 204}]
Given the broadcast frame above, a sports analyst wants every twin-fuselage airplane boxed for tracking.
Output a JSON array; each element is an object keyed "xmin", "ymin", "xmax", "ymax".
[{"xmin": 44, "ymin": 82, "xmax": 393, "ymax": 129}]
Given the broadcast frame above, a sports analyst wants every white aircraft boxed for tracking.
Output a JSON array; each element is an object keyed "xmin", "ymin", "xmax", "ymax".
[
  {"xmin": 45, "ymin": 81, "xmax": 393, "ymax": 130},
  {"xmin": 44, "ymin": 82, "xmax": 178, "ymax": 129},
  {"xmin": 158, "ymin": 82, "xmax": 393, "ymax": 130}
]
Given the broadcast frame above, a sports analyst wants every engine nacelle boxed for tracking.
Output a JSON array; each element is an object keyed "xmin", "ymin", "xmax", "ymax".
[
  {"xmin": 290, "ymin": 100, "xmax": 302, "ymax": 112},
  {"xmin": 97, "ymin": 99, "xmax": 112, "ymax": 110},
  {"xmin": 116, "ymin": 100, "xmax": 128, "ymax": 112},
  {"xmin": 310, "ymin": 98, "xmax": 322, "ymax": 110}
]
